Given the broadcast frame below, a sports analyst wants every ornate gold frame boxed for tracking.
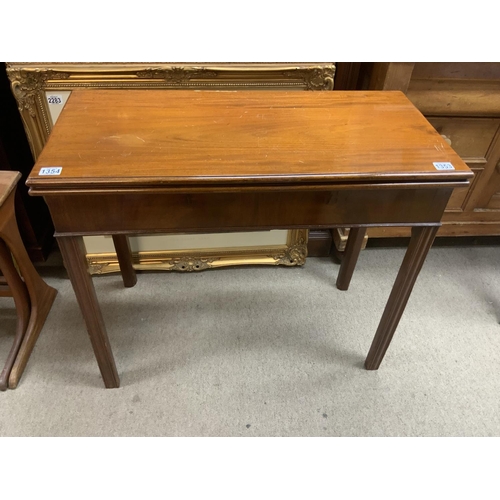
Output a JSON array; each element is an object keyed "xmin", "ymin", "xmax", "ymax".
[
  {"xmin": 87, "ymin": 229, "xmax": 308, "ymax": 274},
  {"xmin": 6, "ymin": 62, "xmax": 334, "ymax": 273}
]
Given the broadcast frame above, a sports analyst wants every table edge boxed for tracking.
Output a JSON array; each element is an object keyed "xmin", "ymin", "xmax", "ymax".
[{"xmin": 26, "ymin": 171, "xmax": 474, "ymax": 193}]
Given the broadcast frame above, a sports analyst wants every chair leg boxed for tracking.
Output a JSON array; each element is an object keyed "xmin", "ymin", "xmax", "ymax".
[
  {"xmin": 0, "ymin": 238, "xmax": 31, "ymax": 391},
  {"xmin": 0, "ymin": 190, "xmax": 57, "ymax": 389}
]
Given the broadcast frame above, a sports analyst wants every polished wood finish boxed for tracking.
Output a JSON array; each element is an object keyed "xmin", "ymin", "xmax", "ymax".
[
  {"xmin": 111, "ymin": 235, "xmax": 137, "ymax": 288},
  {"xmin": 311, "ymin": 62, "xmax": 362, "ymax": 255},
  {"xmin": 336, "ymin": 227, "xmax": 367, "ymax": 291},
  {"xmin": 362, "ymin": 62, "xmax": 500, "ymax": 239},
  {"xmin": 27, "ymin": 90, "xmax": 472, "ymax": 387},
  {"xmin": 44, "ymin": 187, "xmax": 455, "ymax": 235},
  {"xmin": 0, "ymin": 238, "xmax": 30, "ymax": 390},
  {"xmin": 58, "ymin": 236, "xmax": 119, "ymax": 388},
  {"xmin": 0, "ymin": 171, "xmax": 20, "ymax": 205},
  {"xmin": 31, "ymin": 90, "xmax": 470, "ymax": 188},
  {"xmin": 7, "ymin": 63, "xmax": 336, "ymax": 161},
  {"xmin": 365, "ymin": 226, "xmax": 439, "ymax": 369},
  {"xmin": 0, "ymin": 172, "xmax": 57, "ymax": 389}
]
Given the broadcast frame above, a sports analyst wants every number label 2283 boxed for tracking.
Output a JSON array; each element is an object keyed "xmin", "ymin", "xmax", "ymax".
[{"xmin": 47, "ymin": 95, "xmax": 63, "ymax": 105}]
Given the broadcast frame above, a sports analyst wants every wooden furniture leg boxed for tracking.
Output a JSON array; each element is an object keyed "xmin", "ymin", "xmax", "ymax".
[
  {"xmin": 58, "ymin": 235, "xmax": 120, "ymax": 388},
  {"xmin": 336, "ymin": 227, "xmax": 367, "ymax": 291},
  {"xmin": 0, "ymin": 190, "xmax": 57, "ymax": 389},
  {"xmin": 365, "ymin": 225, "xmax": 439, "ymax": 370},
  {"xmin": 0, "ymin": 239, "xmax": 31, "ymax": 390},
  {"xmin": 112, "ymin": 235, "xmax": 137, "ymax": 288}
]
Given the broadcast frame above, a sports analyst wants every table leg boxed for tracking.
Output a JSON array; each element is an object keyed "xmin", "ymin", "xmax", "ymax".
[
  {"xmin": 365, "ymin": 225, "xmax": 439, "ymax": 370},
  {"xmin": 0, "ymin": 238, "xmax": 31, "ymax": 391},
  {"xmin": 112, "ymin": 235, "xmax": 137, "ymax": 288},
  {"xmin": 58, "ymin": 235, "xmax": 120, "ymax": 388},
  {"xmin": 336, "ymin": 227, "xmax": 367, "ymax": 291},
  {"xmin": 0, "ymin": 191, "xmax": 57, "ymax": 389}
]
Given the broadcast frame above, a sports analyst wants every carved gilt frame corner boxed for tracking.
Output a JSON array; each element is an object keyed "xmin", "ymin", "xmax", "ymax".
[{"xmin": 6, "ymin": 62, "xmax": 334, "ymax": 273}]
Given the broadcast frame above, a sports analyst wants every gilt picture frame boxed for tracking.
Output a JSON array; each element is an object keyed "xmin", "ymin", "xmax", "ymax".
[{"xmin": 7, "ymin": 62, "xmax": 335, "ymax": 274}]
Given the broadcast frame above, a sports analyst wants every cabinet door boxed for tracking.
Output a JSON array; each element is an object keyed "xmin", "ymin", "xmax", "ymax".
[
  {"xmin": 426, "ymin": 117, "xmax": 500, "ymax": 213},
  {"xmin": 463, "ymin": 128, "xmax": 500, "ymax": 212}
]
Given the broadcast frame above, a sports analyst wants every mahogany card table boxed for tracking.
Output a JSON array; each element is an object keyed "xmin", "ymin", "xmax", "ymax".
[{"xmin": 27, "ymin": 90, "xmax": 473, "ymax": 388}]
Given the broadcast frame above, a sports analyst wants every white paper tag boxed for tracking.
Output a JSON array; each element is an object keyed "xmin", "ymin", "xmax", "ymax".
[
  {"xmin": 433, "ymin": 162, "xmax": 455, "ymax": 171},
  {"xmin": 46, "ymin": 95, "xmax": 63, "ymax": 105},
  {"xmin": 39, "ymin": 167, "xmax": 62, "ymax": 176}
]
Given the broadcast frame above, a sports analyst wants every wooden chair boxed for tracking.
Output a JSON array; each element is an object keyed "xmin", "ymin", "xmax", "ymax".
[{"xmin": 0, "ymin": 171, "xmax": 57, "ymax": 390}]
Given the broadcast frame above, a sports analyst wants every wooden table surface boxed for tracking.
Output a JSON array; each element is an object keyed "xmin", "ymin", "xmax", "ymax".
[
  {"xmin": 25, "ymin": 90, "xmax": 474, "ymax": 388},
  {"xmin": 29, "ymin": 90, "xmax": 472, "ymax": 193}
]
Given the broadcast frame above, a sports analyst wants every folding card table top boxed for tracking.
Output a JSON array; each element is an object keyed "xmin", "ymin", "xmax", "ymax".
[{"xmin": 27, "ymin": 90, "xmax": 473, "ymax": 388}]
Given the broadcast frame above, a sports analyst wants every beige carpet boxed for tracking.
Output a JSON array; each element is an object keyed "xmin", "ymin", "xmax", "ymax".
[{"xmin": 1, "ymin": 244, "xmax": 499, "ymax": 436}]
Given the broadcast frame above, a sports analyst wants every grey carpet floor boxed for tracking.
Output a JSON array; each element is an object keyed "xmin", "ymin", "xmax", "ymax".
[{"xmin": 1, "ymin": 245, "xmax": 499, "ymax": 436}]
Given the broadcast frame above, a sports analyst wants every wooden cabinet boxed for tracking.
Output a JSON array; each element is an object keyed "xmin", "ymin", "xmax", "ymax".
[{"xmin": 359, "ymin": 62, "xmax": 500, "ymax": 239}]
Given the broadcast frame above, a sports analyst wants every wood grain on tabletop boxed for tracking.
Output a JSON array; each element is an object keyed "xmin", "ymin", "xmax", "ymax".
[{"xmin": 28, "ymin": 90, "xmax": 472, "ymax": 190}]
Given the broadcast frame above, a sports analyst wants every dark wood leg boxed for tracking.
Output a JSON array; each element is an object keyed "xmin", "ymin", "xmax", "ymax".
[
  {"xmin": 58, "ymin": 235, "xmax": 120, "ymax": 388},
  {"xmin": 336, "ymin": 227, "xmax": 367, "ymax": 291},
  {"xmin": 365, "ymin": 225, "xmax": 439, "ymax": 370},
  {"xmin": 112, "ymin": 235, "xmax": 137, "ymax": 288},
  {"xmin": 0, "ymin": 238, "xmax": 31, "ymax": 391},
  {"xmin": 0, "ymin": 190, "xmax": 57, "ymax": 389}
]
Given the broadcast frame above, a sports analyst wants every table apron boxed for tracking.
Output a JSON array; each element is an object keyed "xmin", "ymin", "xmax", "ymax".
[{"xmin": 45, "ymin": 187, "xmax": 453, "ymax": 235}]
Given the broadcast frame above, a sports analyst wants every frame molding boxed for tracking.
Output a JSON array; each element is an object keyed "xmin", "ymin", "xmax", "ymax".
[
  {"xmin": 87, "ymin": 229, "xmax": 308, "ymax": 274},
  {"xmin": 6, "ymin": 62, "xmax": 333, "ymax": 273}
]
